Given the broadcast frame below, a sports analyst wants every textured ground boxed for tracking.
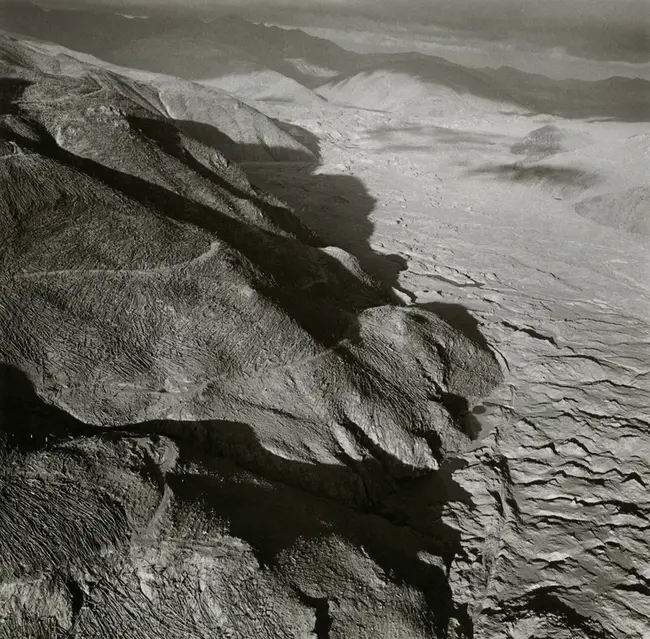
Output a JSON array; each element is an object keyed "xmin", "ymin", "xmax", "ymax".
[
  {"xmin": 1, "ymin": 21, "xmax": 649, "ymax": 639},
  {"xmin": 245, "ymin": 96, "xmax": 650, "ymax": 639},
  {"xmin": 0, "ymin": 34, "xmax": 504, "ymax": 638}
]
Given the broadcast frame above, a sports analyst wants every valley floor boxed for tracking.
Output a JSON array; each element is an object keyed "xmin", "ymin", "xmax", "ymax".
[{"xmin": 243, "ymin": 100, "xmax": 650, "ymax": 638}]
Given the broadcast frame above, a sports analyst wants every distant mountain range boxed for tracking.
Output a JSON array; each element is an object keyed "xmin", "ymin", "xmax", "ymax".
[{"xmin": 2, "ymin": 2, "xmax": 648, "ymax": 120}]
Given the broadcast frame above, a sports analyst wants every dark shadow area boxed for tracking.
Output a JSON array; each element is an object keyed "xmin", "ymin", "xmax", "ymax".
[
  {"xmin": 135, "ymin": 417, "xmax": 396, "ymax": 510},
  {"xmin": 0, "ymin": 78, "xmax": 26, "ymax": 115},
  {"xmin": 0, "ymin": 360, "xmax": 474, "ymax": 635},
  {"xmin": 293, "ymin": 591, "xmax": 333, "ymax": 638},
  {"xmin": 485, "ymin": 585, "xmax": 616, "ymax": 639},
  {"xmin": 0, "ymin": 363, "xmax": 99, "ymax": 454},
  {"xmin": 128, "ymin": 111, "xmax": 409, "ymax": 299},
  {"xmin": 381, "ymin": 457, "xmax": 474, "ymax": 524},
  {"xmin": 269, "ymin": 117, "xmax": 323, "ymax": 159},
  {"xmin": 417, "ymin": 302, "xmax": 490, "ymax": 349},
  {"xmin": 373, "ymin": 123, "xmax": 506, "ymax": 148},
  {"xmin": 241, "ymin": 159, "xmax": 409, "ymax": 295},
  {"xmin": 417, "ymin": 302, "xmax": 494, "ymax": 441},
  {"xmin": 0, "ymin": 360, "xmax": 463, "ymax": 553},
  {"xmin": 465, "ymin": 162, "xmax": 602, "ymax": 190},
  {"xmin": 165, "ymin": 443, "xmax": 454, "ymax": 636},
  {"xmin": 439, "ymin": 393, "xmax": 484, "ymax": 441},
  {"xmin": 128, "ymin": 115, "xmax": 324, "ymax": 247},
  {"xmin": 382, "ymin": 141, "xmax": 496, "ymax": 154},
  {"xmin": 174, "ymin": 118, "xmax": 319, "ymax": 164}
]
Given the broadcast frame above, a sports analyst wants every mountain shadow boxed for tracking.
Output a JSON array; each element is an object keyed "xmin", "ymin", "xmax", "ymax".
[
  {"xmin": 172, "ymin": 118, "xmax": 318, "ymax": 163},
  {"xmin": 0, "ymin": 363, "xmax": 99, "ymax": 455},
  {"xmin": 233, "ymin": 120, "xmax": 410, "ymax": 297},
  {"xmin": 465, "ymin": 162, "xmax": 602, "ymax": 191},
  {"xmin": 0, "ymin": 360, "xmax": 475, "ymax": 636}
]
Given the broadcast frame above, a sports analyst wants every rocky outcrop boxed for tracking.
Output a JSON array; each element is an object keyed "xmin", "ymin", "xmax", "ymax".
[{"xmin": 0, "ymin": 37, "xmax": 503, "ymax": 638}]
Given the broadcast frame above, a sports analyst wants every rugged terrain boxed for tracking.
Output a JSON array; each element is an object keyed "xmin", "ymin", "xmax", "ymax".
[
  {"xmin": 0, "ymin": 32, "xmax": 503, "ymax": 638},
  {"xmin": 0, "ymin": 14, "xmax": 649, "ymax": 639}
]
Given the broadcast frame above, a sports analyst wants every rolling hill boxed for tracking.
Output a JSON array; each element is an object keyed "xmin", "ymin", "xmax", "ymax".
[{"xmin": 318, "ymin": 54, "xmax": 650, "ymax": 121}]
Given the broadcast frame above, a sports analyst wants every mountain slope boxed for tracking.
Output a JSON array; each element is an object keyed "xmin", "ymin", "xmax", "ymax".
[
  {"xmin": 485, "ymin": 65, "xmax": 650, "ymax": 121},
  {"xmin": 318, "ymin": 53, "xmax": 650, "ymax": 120},
  {"xmin": 317, "ymin": 52, "xmax": 512, "ymax": 116},
  {"xmin": 0, "ymin": 3, "xmax": 356, "ymax": 104},
  {"xmin": 0, "ymin": 32, "xmax": 316, "ymax": 162},
  {"xmin": 0, "ymin": 34, "xmax": 502, "ymax": 638}
]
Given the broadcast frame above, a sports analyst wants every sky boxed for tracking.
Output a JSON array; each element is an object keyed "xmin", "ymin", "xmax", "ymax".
[{"xmin": 23, "ymin": 0, "xmax": 650, "ymax": 78}]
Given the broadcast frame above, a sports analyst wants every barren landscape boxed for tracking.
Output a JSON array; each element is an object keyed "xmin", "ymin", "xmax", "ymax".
[{"xmin": 0, "ymin": 2, "xmax": 649, "ymax": 638}]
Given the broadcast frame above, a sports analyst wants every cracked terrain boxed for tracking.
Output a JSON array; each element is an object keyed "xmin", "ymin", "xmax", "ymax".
[{"xmin": 1, "ymin": 18, "xmax": 649, "ymax": 639}]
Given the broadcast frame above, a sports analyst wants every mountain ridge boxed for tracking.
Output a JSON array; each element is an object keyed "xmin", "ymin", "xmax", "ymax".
[
  {"xmin": 2, "ymin": 1, "xmax": 648, "ymax": 120},
  {"xmin": 0, "ymin": 32, "xmax": 503, "ymax": 637}
]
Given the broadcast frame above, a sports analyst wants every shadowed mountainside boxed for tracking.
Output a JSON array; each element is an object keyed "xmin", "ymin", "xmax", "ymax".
[{"xmin": 0, "ymin": 34, "xmax": 503, "ymax": 638}]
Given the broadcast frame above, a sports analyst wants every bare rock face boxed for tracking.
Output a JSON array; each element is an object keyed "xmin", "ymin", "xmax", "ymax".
[{"xmin": 0, "ymin": 36, "xmax": 502, "ymax": 637}]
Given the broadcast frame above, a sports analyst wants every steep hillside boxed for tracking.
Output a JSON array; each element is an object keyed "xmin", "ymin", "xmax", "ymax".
[
  {"xmin": 0, "ymin": 33, "xmax": 316, "ymax": 162},
  {"xmin": 0, "ymin": 35, "xmax": 502, "ymax": 638}
]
